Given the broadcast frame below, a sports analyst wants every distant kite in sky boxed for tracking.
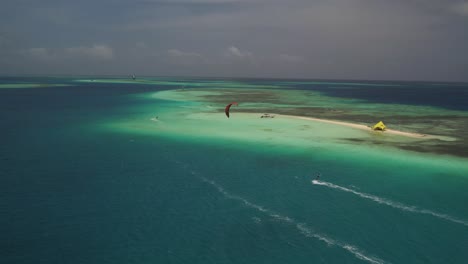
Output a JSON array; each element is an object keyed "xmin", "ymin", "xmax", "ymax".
[{"xmin": 225, "ymin": 102, "xmax": 238, "ymax": 118}]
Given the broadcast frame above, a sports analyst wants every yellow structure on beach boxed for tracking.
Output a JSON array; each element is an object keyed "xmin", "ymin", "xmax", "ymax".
[{"xmin": 372, "ymin": 121, "xmax": 387, "ymax": 131}]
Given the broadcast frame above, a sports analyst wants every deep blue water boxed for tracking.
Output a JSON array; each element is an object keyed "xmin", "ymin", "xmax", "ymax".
[
  {"xmin": 264, "ymin": 80, "xmax": 468, "ymax": 111},
  {"xmin": 1, "ymin": 77, "xmax": 468, "ymax": 264},
  {"xmin": 308, "ymin": 83, "xmax": 468, "ymax": 111}
]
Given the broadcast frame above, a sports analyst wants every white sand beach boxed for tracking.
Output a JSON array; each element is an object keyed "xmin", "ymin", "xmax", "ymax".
[{"xmin": 278, "ymin": 114, "xmax": 434, "ymax": 139}]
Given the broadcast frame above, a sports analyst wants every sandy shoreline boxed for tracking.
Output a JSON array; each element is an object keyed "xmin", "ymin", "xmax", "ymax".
[{"xmin": 254, "ymin": 113, "xmax": 452, "ymax": 140}]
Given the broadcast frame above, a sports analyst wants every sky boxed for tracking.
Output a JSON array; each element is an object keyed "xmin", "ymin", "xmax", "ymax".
[{"xmin": 1, "ymin": 0, "xmax": 467, "ymax": 81}]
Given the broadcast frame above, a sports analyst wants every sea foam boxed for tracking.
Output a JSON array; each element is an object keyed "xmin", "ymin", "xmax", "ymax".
[
  {"xmin": 312, "ymin": 180, "xmax": 468, "ymax": 227},
  {"xmin": 200, "ymin": 176, "xmax": 388, "ymax": 264}
]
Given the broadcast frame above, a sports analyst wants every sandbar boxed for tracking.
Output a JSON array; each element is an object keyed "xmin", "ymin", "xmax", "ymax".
[{"xmin": 257, "ymin": 113, "xmax": 454, "ymax": 141}]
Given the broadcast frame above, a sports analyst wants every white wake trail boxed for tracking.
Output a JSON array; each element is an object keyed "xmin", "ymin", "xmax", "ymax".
[
  {"xmin": 312, "ymin": 180, "xmax": 468, "ymax": 227},
  {"xmin": 201, "ymin": 177, "xmax": 388, "ymax": 264}
]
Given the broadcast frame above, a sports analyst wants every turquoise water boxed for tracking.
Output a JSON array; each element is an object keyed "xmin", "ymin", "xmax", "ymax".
[{"xmin": 1, "ymin": 77, "xmax": 468, "ymax": 264}]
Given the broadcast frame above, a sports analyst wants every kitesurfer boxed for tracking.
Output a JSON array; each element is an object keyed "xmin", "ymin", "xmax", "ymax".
[{"xmin": 315, "ymin": 172, "xmax": 321, "ymax": 180}]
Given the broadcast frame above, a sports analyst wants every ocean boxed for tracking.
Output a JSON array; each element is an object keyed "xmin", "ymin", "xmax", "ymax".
[{"xmin": 1, "ymin": 77, "xmax": 467, "ymax": 264}]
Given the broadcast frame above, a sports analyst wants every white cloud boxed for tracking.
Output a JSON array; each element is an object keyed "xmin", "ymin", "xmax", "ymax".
[
  {"xmin": 65, "ymin": 45, "xmax": 114, "ymax": 60},
  {"xmin": 166, "ymin": 49, "xmax": 204, "ymax": 65},
  {"xmin": 226, "ymin": 46, "xmax": 252, "ymax": 58}
]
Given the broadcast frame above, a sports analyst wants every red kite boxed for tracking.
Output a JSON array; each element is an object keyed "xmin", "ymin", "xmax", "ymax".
[{"xmin": 225, "ymin": 102, "xmax": 238, "ymax": 118}]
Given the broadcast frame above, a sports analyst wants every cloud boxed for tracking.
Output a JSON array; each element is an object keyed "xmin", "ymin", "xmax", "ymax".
[
  {"xmin": 226, "ymin": 46, "xmax": 252, "ymax": 58},
  {"xmin": 2, "ymin": 0, "xmax": 468, "ymax": 81},
  {"xmin": 166, "ymin": 49, "xmax": 204, "ymax": 65},
  {"xmin": 64, "ymin": 45, "xmax": 114, "ymax": 60},
  {"xmin": 450, "ymin": 1, "xmax": 468, "ymax": 15}
]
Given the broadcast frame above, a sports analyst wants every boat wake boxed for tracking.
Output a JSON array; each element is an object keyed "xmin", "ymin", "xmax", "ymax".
[
  {"xmin": 200, "ymin": 176, "xmax": 388, "ymax": 264},
  {"xmin": 312, "ymin": 180, "xmax": 468, "ymax": 227}
]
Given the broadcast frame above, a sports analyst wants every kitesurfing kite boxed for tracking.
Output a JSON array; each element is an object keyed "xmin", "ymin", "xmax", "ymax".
[{"xmin": 225, "ymin": 102, "xmax": 238, "ymax": 118}]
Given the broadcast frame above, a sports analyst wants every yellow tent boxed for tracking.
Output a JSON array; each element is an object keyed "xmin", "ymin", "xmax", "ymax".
[{"xmin": 372, "ymin": 121, "xmax": 386, "ymax": 131}]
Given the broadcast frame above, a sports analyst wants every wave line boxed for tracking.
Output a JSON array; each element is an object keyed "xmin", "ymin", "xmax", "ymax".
[
  {"xmin": 312, "ymin": 180, "xmax": 468, "ymax": 227},
  {"xmin": 201, "ymin": 177, "xmax": 388, "ymax": 264}
]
